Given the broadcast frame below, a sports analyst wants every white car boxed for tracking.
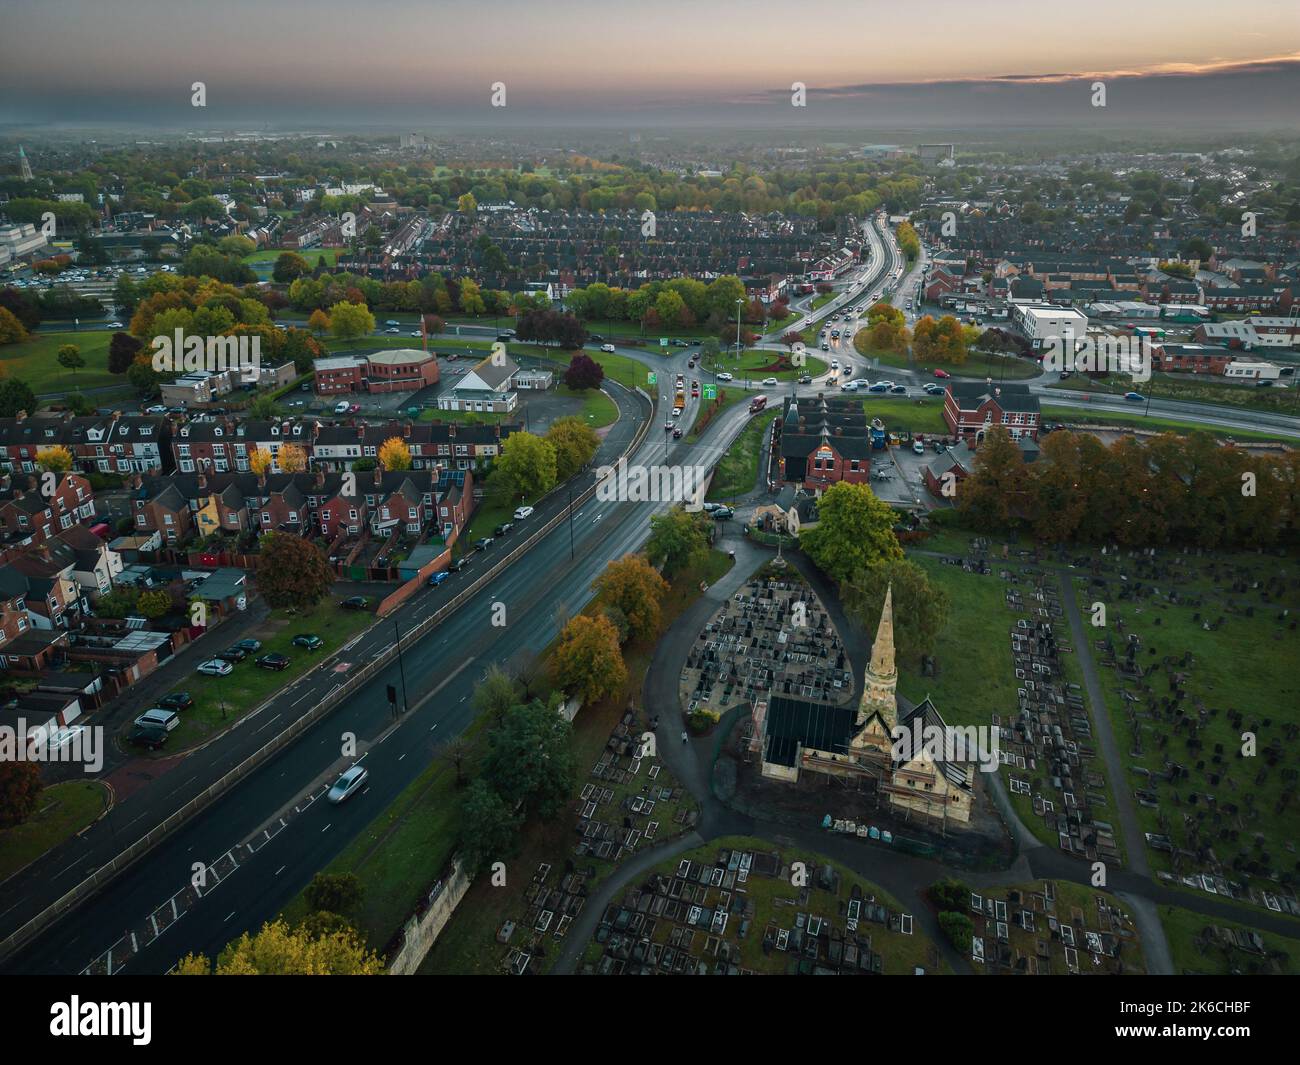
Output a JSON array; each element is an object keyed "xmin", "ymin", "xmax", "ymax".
[
  {"xmin": 334, "ymin": 400, "xmax": 350, "ymax": 415},
  {"xmin": 144, "ymin": 404, "xmax": 167, "ymax": 415},
  {"xmin": 762, "ymin": 377, "xmax": 778, "ymax": 386},
  {"xmin": 327, "ymin": 764, "xmax": 369, "ymax": 804},
  {"xmin": 600, "ymin": 343, "xmax": 616, "ymax": 353},
  {"xmin": 831, "ymin": 360, "xmax": 840, "ymax": 369},
  {"xmin": 513, "ymin": 505, "xmax": 534, "ymax": 520},
  {"xmin": 107, "ymin": 321, "xmax": 124, "ymax": 329},
  {"xmin": 717, "ymin": 372, "xmax": 733, "ymax": 382},
  {"xmin": 197, "ymin": 659, "xmax": 233, "ymax": 677}
]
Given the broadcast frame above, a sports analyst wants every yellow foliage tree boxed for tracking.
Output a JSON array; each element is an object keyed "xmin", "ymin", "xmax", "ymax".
[
  {"xmin": 277, "ymin": 443, "xmax": 308, "ymax": 473},
  {"xmin": 307, "ymin": 308, "xmax": 331, "ymax": 336},
  {"xmin": 549, "ymin": 614, "xmax": 627, "ymax": 705},
  {"xmin": 378, "ymin": 436, "xmax": 412, "ymax": 471},
  {"xmin": 593, "ymin": 554, "xmax": 668, "ymax": 642},
  {"xmin": 249, "ymin": 447, "xmax": 274, "ymax": 477},
  {"xmin": 35, "ymin": 445, "xmax": 74, "ymax": 473},
  {"xmin": 173, "ymin": 919, "xmax": 384, "ymax": 975}
]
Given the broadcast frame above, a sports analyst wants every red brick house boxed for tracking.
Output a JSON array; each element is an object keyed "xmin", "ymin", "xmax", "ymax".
[{"xmin": 943, "ymin": 382, "xmax": 1040, "ymax": 442}]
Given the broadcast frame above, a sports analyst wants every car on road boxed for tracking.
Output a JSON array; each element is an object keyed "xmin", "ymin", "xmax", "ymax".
[
  {"xmin": 385, "ymin": 319, "xmax": 399, "ymax": 326},
  {"xmin": 798, "ymin": 374, "xmax": 813, "ymax": 384},
  {"xmin": 410, "ymin": 330, "xmax": 422, "ymax": 338},
  {"xmin": 494, "ymin": 522, "xmax": 514, "ymax": 536},
  {"xmin": 830, "ymin": 359, "xmax": 840, "ymax": 369},
  {"xmin": 671, "ymin": 338, "xmax": 689, "ymax": 347},
  {"xmin": 256, "ymin": 653, "xmax": 290, "ymax": 670},
  {"xmin": 717, "ymin": 372, "xmax": 733, "ymax": 381},
  {"xmin": 134, "ymin": 708, "xmax": 180, "ymax": 732},
  {"xmin": 232, "ymin": 639, "xmax": 261, "ymax": 654},
  {"xmin": 334, "ymin": 400, "xmax": 350, "ymax": 415},
  {"xmin": 890, "ymin": 385, "xmax": 907, "ymax": 394},
  {"xmin": 932, "ymin": 369, "xmax": 950, "ymax": 379},
  {"xmin": 158, "ymin": 691, "xmax": 193, "ymax": 711},
  {"xmin": 711, "ymin": 506, "xmax": 734, "ymax": 520},
  {"xmin": 448, "ymin": 556, "xmax": 472, "ymax": 572},
  {"xmin": 128, "ymin": 724, "xmax": 170, "ymax": 750},
  {"xmin": 664, "ymin": 421, "xmax": 675, "ymax": 431},
  {"xmin": 820, "ymin": 342, "xmax": 830, "ymax": 351},
  {"xmin": 761, "ymin": 377, "xmax": 778, "ymax": 386},
  {"xmin": 384, "ymin": 327, "xmax": 400, "ymax": 334},
  {"xmin": 107, "ymin": 321, "xmax": 124, "ymax": 329},
  {"xmin": 474, "ymin": 537, "xmax": 494, "ymax": 551},
  {"xmin": 340, "ymin": 596, "xmax": 370, "ymax": 610},
  {"xmin": 291, "ymin": 634, "xmax": 324, "ymax": 651},
  {"xmin": 1124, "ymin": 391, "xmax": 1146, "ymax": 402},
  {"xmin": 197, "ymin": 659, "xmax": 233, "ymax": 677},
  {"xmin": 868, "ymin": 382, "xmax": 889, "ymax": 393},
  {"xmin": 327, "ymin": 764, "xmax": 369, "ymax": 805},
  {"xmin": 428, "ymin": 570, "xmax": 450, "ymax": 587},
  {"xmin": 600, "ymin": 343, "xmax": 616, "ymax": 352},
  {"xmin": 923, "ymin": 383, "xmax": 945, "ymax": 396},
  {"xmin": 217, "ymin": 646, "xmax": 249, "ymax": 662},
  {"xmin": 672, "ymin": 427, "xmax": 683, "ymax": 439},
  {"xmin": 671, "ymin": 406, "xmax": 683, "ymax": 418},
  {"xmin": 841, "ymin": 381, "xmax": 859, "ymax": 392},
  {"xmin": 513, "ymin": 505, "xmax": 534, "ymax": 520}
]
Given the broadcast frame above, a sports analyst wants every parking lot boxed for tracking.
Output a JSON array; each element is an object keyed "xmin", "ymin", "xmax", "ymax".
[{"xmin": 869, "ymin": 440, "xmax": 948, "ymax": 510}]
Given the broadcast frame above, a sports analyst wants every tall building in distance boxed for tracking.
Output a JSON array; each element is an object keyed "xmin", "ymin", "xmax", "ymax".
[{"xmin": 17, "ymin": 144, "xmax": 33, "ymax": 181}]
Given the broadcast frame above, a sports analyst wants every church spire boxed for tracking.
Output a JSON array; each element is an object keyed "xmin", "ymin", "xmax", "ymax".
[{"xmin": 857, "ymin": 583, "xmax": 898, "ymax": 729}]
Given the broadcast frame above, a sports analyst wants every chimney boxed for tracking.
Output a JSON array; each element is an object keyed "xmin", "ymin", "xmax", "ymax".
[
  {"xmin": 197, "ymin": 472, "xmax": 207, "ymax": 490},
  {"xmin": 403, "ymin": 421, "xmax": 411, "ymax": 438},
  {"xmin": 373, "ymin": 465, "xmax": 383, "ymax": 487},
  {"xmin": 315, "ymin": 466, "xmax": 325, "ymax": 488}
]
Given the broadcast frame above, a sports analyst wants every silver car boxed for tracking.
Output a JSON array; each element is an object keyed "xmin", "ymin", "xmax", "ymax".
[{"xmin": 328, "ymin": 764, "xmax": 369, "ymax": 804}]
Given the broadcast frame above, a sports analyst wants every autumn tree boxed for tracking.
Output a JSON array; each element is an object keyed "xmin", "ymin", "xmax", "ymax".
[
  {"xmin": 0, "ymin": 761, "xmax": 42, "ymax": 829},
  {"xmin": 550, "ymin": 614, "xmax": 627, "ymax": 704},
  {"xmin": 545, "ymin": 415, "xmax": 600, "ymax": 481},
  {"xmin": 136, "ymin": 589, "xmax": 173, "ymax": 619},
  {"xmin": 563, "ymin": 352, "xmax": 604, "ymax": 391},
  {"xmin": 645, "ymin": 506, "xmax": 710, "ymax": 577},
  {"xmin": 0, "ymin": 306, "xmax": 27, "ymax": 345},
  {"xmin": 108, "ymin": 331, "xmax": 143, "ymax": 374},
  {"xmin": 307, "ymin": 308, "xmax": 331, "ymax": 336},
  {"xmin": 593, "ymin": 554, "xmax": 669, "ymax": 642},
  {"xmin": 35, "ymin": 445, "xmax": 73, "ymax": 473},
  {"xmin": 799, "ymin": 481, "xmax": 903, "ymax": 585},
  {"xmin": 248, "ymin": 447, "xmax": 274, "ymax": 478},
  {"xmin": 277, "ymin": 442, "xmax": 308, "ymax": 473},
  {"xmin": 492, "ymin": 431, "xmax": 556, "ymax": 502},
  {"xmin": 328, "ymin": 300, "xmax": 375, "ymax": 344},
  {"xmin": 256, "ymin": 532, "xmax": 335, "ymax": 611},
  {"xmin": 378, "ymin": 436, "xmax": 412, "ymax": 471},
  {"xmin": 175, "ymin": 919, "xmax": 383, "ymax": 975},
  {"xmin": 956, "ymin": 427, "xmax": 1030, "ymax": 532}
]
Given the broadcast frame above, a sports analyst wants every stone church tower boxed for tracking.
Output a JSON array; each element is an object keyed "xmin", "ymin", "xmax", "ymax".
[{"xmin": 855, "ymin": 584, "xmax": 899, "ymax": 734}]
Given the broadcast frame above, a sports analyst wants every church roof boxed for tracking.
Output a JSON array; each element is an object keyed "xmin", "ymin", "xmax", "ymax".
[{"xmin": 765, "ymin": 696, "xmax": 855, "ymax": 767}]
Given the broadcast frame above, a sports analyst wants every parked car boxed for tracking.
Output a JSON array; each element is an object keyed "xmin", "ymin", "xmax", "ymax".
[
  {"xmin": 217, "ymin": 646, "xmax": 248, "ymax": 662},
  {"xmin": 448, "ymin": 556, "xmax": 472, "ymax": 572},
  {"xmin": 292, "ymin": 634, "xmax": 324, "ymax": 651},
  {"xmin": 428, "ymin": 570, "xmax": 450, "ymax": 587},
  {"xmin": 334, "ymin": 400, "xmax": 350, "ymax": 415},
  {"xmin": 513, "ymin": 505, "xmax": 534, "ymax": 520},
  {"xmin": 197, "ymin": 659, "xmax": 233, "ymax": 677},
  {"xmin": 717, "ymin": 372, "xmax": 733, "ymax": 381},
  {"xmin": 232, "ymin": 639, "xmax": 261, "ymax": 654},
  {"xmin": 158, "ymin": 691, "xmax": 193, "ymax": 711},
  {"xmin": 256, "ymin": 653, "xmax": 291, "ymax": 671},
  {"xmin": 340, "ymin": 596, "xmax": 369, "ymax": 610},
  {"xmin": 129, "ymin": 724, "xmax": 170, "ymax": 750},
  {"xmin": 712, "ymin": 506, "xmax": 734, "ymax": 521},
  {"xmin": 913, "ymin": 440, "xmax": 926, "ymax": 455},
  {"xmin": 327, "ymin": 764, "xmax": 370, "ymax": 804},
  {"xmin": 134, "ymin": 708, "xmax": 180, "ymax": 732},
  {"xmin": 762, "ymin": 377, "xmax": 778, "ymax": 386}
]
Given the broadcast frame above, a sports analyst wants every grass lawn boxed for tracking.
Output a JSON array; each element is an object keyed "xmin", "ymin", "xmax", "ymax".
[
  {"xmin": 861, "ymin": 397, "xmax": 949, "ymax": 435},
  {"xmin": 417, "ymin": 385, "xmax": 617, "ymax": 430},
  {"xmin": 686, "ymin": 387, "xmax": 747, "ymax": 442},
  {"xmin": 577, "ymin": 834, "xmax": 950, "ymax": 975},
  {"xmin": 244, "ymin": 248, "xmax": 342, "ymax": 267},
  {"xmin": 0, "ymin": 780, "xmax": 110, "ymax": 882},
  {"xmin": 1161, "ymin": 904, "xmax": 1300, "ymax": 975},
  {"xmin": 1041, "ymin": 405, "xmax": 1298, "ymax": 443},
  {"xmin": 706, "ymin": 408, "xmax": 778, "ymax": 501},
  {"xmin": 147, "ymin": 600, "xmax": 376, "ymax": 750},
  {"xmin": 1049, "ymin": 371, "xmax": 1299, "ymax": 412},
  {"xmin": 701, "ymin": 347, "xmax": 826, "ymax": 382},
  {"xmin": 2, "ymin": 330, "xmax": 117, "ymax": 395}
]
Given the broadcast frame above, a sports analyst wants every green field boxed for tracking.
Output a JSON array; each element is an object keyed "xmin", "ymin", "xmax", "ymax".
[
  {"xmin": 1, "ymin": 330, "xmax": 117, "ymax": 395},
  {"xmin": 862, "ymin": 397, "xmax": 949, "ymax": 434},
  {"xmin": 143, "ymin": 600, "xmax": 375, "ymax": 750},
  {"xmin": 702, "ymin": 347, "xmax": 827, "ymax": 381},
  {"xmin": 0, "ymin": 780, "xmax": 110, "ymax": 881},
  {"xmin": 1050, "ymin": 371, "xmax": 1299, "ymax": 412},
  {"xmin": 1161, "ymin": 904, "xmax": 1300, "ymax": 975},
  {"xmin": 245, "ymin": 248, "xmax": 343, "ymax": 267},
  {"xmin": 706, "ymin": 408, "xmax": 778, "ymax": 501},
  {"xmin": 1041, "ymin": 404, "xmax": 1298, "ymax": 443},
  {"xmin": 852, "ymin": 328, "xmax": 1040, "ymax": 381}
]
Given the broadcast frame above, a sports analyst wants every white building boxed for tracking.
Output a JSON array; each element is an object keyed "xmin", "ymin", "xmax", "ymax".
[
  {"xmin": 1012, "ymin": 304, "xmax": 1090, "ymax": 350},
  {"xmin": 1224, "ymin": 360, "xmax": 1281, "ymax": 382}
]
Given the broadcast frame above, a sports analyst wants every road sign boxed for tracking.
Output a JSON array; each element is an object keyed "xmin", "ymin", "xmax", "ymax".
[
  {"xmin": 704, "ymin": 384, "xmax": 716, "ymax": 399},
  {"xmin": 647, "ymin": 372, "xmax": 657, "ymax": 385},
  {"xmin": 659, "ymin": 338, "xmax": 669, "ymax": 347}
]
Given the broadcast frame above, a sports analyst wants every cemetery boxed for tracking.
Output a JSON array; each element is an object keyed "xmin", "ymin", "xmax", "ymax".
[
  {"xmin": 681, "ymin": 569, "xmax": 856, "ymax": 715},
  {"xmin": 579, "ymin": 835, "xmax": 946, "ymax": 975},
  {"xmin": 1070, "ymin": 546, "xmax": 1300, "ymax": 915},
  {"xmin": 967, "ymin": 880, "xmax": 1145, "ymax": 974},
  {"xmin": 1160, "ymin": 904, "xmax": 1300, "ymax": 975}
]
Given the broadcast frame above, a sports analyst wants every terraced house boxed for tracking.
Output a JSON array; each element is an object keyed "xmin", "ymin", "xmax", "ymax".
[{"xmin": 0, "ymin": 412, "xmax": 172, "ymax": 476}]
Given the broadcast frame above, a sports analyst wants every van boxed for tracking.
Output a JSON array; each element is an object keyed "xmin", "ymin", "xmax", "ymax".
[
  {"xmin": 134, "ymin": 708, "xmax": 180, "ymax": 732},
  {"xmin": 334, "ymin": 400, "xmax": 350, "ymax": 415}
]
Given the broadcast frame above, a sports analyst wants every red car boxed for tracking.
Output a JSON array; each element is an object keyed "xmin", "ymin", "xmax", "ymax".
[
  {"xmin": 933, "ymin": 369, "xmax": 951, "ymax": 379},
  {"xmin": 348, "ymin": 403, "xmax": 361, "ymax": 413}
]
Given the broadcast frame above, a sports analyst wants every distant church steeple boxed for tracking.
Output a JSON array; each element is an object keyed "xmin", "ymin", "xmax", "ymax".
[
  {"xmin": 857, "ymin": 584, "xmax": 898, "ymax": 730},
  {"xmin": 18, "ymin": 145, "xmax": 33, "ymax": 182}
]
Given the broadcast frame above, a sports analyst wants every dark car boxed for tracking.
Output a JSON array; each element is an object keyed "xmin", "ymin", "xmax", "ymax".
[
  {"xmin": 494, "ymin": 522, "xmax": 514, "ymax": 537},
  {"xmin": 428, "ymin": 570, "xmax": 450, "ymax": 587},
  {"xmin": 128, "ymin": 724, "xmax": 169, "ymax": 750},
  {"xmin": 672, "ymin": 427, "xmax": 683, "ymax": 439},
  {"xmin": 232, "ymin": 638, "xmax": 262, "ymax": 654},
  {"xmin": 588, "ymin": 333, "xmax": 604, "ymax": 343},
  {"xmin": 340, "ymin": 596, "xmax": 370, "ymax": 610},
  {"xmin": 256, "ymin": 653, "xmax": 291, "ymax": 671},
  {"xmin": 217, "ymin": 646, "xmax": 248, "ymax": 662},
  {"xmin": 292, "ymin": 634, "xmax": 324, "ymax": 651},
  {"xmin": 474, "ymin": 537, "xmax": 493, "ymax": 552},
  {"xmin": 158, "ymin": 691, "xmax": 194, "ymax": 711},
  {"xmin": 449, "ymin": 556, "xmax": 472, "ymax": 572}
]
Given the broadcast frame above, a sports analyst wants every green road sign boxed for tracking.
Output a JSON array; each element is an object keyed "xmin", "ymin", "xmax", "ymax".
[
  {"xmin": 704, "ymin": 384, "xmax": 717, "ymax": 399},
  {"xmin": 647, "ymin": 372, "xmax": 657, "ymax": 385},
  {"xmin": 659, "ymin": 338, "xmax": 669, "ymax": 347}
]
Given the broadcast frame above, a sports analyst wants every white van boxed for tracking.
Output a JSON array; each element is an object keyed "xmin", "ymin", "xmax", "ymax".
[
  {"xmin": 135, "ymin": 708, "xmax": 180, "ymax": 732},
  {"xmin": 334, "ymin": 400, "xmax": 350, "ymax": 415}
]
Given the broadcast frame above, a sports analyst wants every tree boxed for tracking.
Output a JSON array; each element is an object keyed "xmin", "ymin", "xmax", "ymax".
[
  {"xmin": 493, "ymin": 431, "xmax": 556, "ymax": 501},
  {"xmin": 563, "ymin": 352, "xmax": 604, "ymax": 391},
  {"xmin": 277, "ymin": 443, "xmax": 308, "ymax": 473},
  {"xmin": 458, "ymin": 778, "xmax": 522, "ymax": 876},
  {"xmin": 645, "ymin": 506, "xmax": 710, "ymax": 577},
  {"xmin": 248, "ymin": 394, "xmax": 281, "ymax": 420},
  {"xmin": 175, "ymin": 919, "xmax": 383, "ymax": 975},
  {"xmin": 273, "ymin": 251, "xmax": 311, "ymax": 284},
  {"xmin": 482, "ymin": 697, "xmax": 577, "ymax": 819},
  {"xmin": 377, "ymin": 436, "xmax": 412, "ymax": 471},
  {"xmin": 458, "ymin": 278, "xmax": 486, "ymax": 317},
  {"xmin": 307, "ymin": 308, "xmax": 331, "ymax": 336},
  {"xmin": 0, "ymin": 761, "xmax": 42, "ymax": 829},
  {"xmin": 929, "ymin": 877, "xmax": 970, "ymax": 912},
  {"xmin": 799, "ymin": 482, "xmax": 903, "ymax": 585},
  {"xmin": 35, "ymin": 445, "xmax": 73, "ymax": 473},
  {"xmin": 328, "ymin": 301, "xmax": 375, "ymax": 344},
  {"xmin": 255, "ymin": 532, "xmax": 335, "ymax": 611},
  {"xmin": 956, "ymin": 427, "xmax": 1030, "ymax": 532},
  {"xmin": 0, "ymin": 377, "xmax": 37, "ymax": 417},
  {"xmin": 0, "ymin": 306, "xmax": 28, "ymax": 345},
  {"xmin": 472, "ymin": 663, "xmax": 522, "ymax": 723},
  {"xmin": 545, "ymin": 416, "xmax": 600, "ymax": 481},
  {"xmin": 304, "ymin": 873, "xmax": 363, "ymax": 915},
  {"xmin": 937, "ymin": 911, "xmax": 974, "ymax": 952},
  {"xmin": 457, "ymin": 192, "xmax": 478, "ymax": 214},
  {"xmin": 136, "ymin": 589, "xmax": 172, "ymax": 619},
  {"xmin": 842, "ymin": 559, "xmax": 950, "ymax": 660},
  {"xmin": 249, "ymin": 447, "xmax": 274, "ymax": 478},
  {"xmin": 108, "ymin": 331, "xmax": 142, "ymax": 374},
  {"xmin": 593, "ymin": 555, "xmax": 669, "ymax": 642},
  {"xmin": 550, "ymin": 614, "xmax": 627, "ymax": 705}
]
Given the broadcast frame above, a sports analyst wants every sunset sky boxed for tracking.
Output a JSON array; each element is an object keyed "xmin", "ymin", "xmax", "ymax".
[{"xmin": 4, "ymin": 0, "xmax": 1299, "ymax": 126}]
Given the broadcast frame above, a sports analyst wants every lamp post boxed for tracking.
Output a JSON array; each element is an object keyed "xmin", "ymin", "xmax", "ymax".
[
  {"xmin": 393, "ymin": 617, "xmax": 409, "ymax": 714},
  {"xmin": 567, "ymin": 483, "xmax": 575, "ymax": 561}
]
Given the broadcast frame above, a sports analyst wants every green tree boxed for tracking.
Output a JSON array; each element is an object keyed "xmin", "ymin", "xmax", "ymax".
[
  {"xmin": 458, "ymin": 778, "xmax": 522, "ymax": 876},
  {"xmin": 255, "ymin": 532, "xmax": 335, "ymax": 610},
  {"xmin": 304, "ymin": 873, "xmax": 363, "ymax": 915},
  {"xmin": 799, "ymin": 482, "xmax": 903, "ymax": 585},
  {"xmin": 0, "ymin": 377, "xmax": 38, "ymax": 417},
  {"xmin": 482, "ymin": 697, "xmax": 577, "ymax": 820},
  {"xmin": 645, "ymin": 506, "xmax": 710, "ymax": 577},
  {"xmin": 546, "ymin": 416, "xmax": 600, "ymax": 481},
  {"xmin": 842, "ymin": 558, "xmax": 950, "ymax": 659},
  {"xmin": 273, "ymin": 251, "xmax": 311, "ymax": 284},
  {"xmin": 493, "ymin": 431, "xmax": 556, "ymax": 502},
  {"xmin": 472, "ymin": 663, "xmax": 523, "ymax": 723},
  {"xmin": 0, "ymin": 762, "xmax": 43, "ymax": 829},
  {"xmin": 328, "ymin": 301, "xmax": 375, "ymax": 345}
]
